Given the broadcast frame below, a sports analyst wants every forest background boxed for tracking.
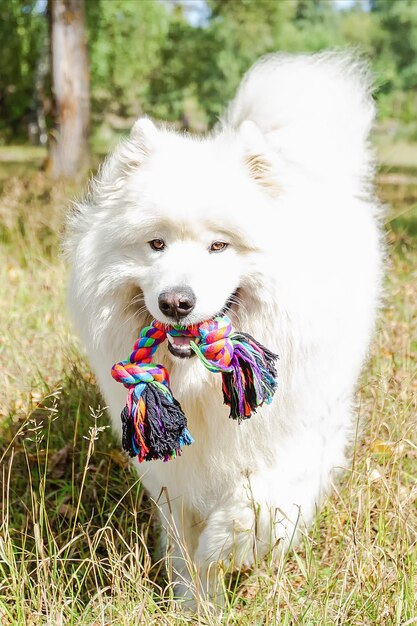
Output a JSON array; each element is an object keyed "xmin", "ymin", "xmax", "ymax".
[{"xmin": 3, "ymin": 0, "xmax": 417, "ymax": 150}]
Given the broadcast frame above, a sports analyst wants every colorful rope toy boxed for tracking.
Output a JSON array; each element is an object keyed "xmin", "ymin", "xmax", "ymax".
[{"xmin": 111, "ymin": 315, "xmax": 278, "ymax": 463}]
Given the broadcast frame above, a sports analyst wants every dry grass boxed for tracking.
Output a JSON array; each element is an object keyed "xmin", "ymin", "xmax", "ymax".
[{"xmin": 0, "ymin": 168, "xmax": 416, "ymax": 625}]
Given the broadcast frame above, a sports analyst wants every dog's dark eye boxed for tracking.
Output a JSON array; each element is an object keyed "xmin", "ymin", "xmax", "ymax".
[
  {"xmin": 149, "ymin": 239, "xmax": 165, "ymax": 251},
  {"xmin": 210, "ymin": 241, "xmax": 228, "ymax": 253}
]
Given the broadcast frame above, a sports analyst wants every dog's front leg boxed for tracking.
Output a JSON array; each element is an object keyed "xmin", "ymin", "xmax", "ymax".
[
  {"xmin": 192, "ymin": 469, "xmax": 308, "ymax": 606},
  {"xmin": 191, "ymin": 475, "xmax": 280, "ymax": 604}
]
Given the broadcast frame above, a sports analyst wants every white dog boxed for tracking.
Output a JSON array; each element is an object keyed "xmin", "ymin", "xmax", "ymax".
[{"xmin": 66, "ymin": 52, "xmax": 383, "ymax": 602}]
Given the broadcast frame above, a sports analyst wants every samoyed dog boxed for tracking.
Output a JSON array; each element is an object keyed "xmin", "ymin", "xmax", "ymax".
[{"xmin": 66, "ymin": 52, "xmax": 382, "ymax": 602}]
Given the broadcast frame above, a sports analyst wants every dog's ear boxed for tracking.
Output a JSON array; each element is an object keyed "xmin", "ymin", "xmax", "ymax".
[
  {"xmin": 130, "ymin": 117, "xmax": 159, "ymax": 157},
  {"xmin": 87, "ymin": 118, "xmax": 160, "ymax": 208},
  {"xmin": 118, "ymin": 117, "xmax": 158, "ymax": 169},
  {"xmin": 96, "ymin": 117, "xmax": 158, "ymax": 190},
  {"xmin": 238, "ymin": 120, "xmax": 280, "ymax": 196}
]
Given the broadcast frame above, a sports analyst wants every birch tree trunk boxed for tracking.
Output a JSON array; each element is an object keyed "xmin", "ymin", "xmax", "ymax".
[{"xmin": 48, "ymin": 0, "xmax": 90, "ymax": 179}]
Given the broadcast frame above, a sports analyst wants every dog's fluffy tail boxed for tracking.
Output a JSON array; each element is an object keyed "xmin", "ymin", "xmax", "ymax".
[{"xmin": 223, "ymin": 51, "xmax": 375, "ymax": 190}]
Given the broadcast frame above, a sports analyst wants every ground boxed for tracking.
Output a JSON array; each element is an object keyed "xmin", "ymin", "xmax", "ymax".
[{"xmin": 0, "ymin": 146, "xmax": 416, "ymax": 625}]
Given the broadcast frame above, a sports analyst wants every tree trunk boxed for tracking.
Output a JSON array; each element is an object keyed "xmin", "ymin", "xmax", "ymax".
[{"xmin": 48, "ymin": 0, "xmax": 90, "ymax": 179}]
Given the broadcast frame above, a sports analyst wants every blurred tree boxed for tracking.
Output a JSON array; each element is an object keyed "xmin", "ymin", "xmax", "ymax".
[
  {"xmin": 0, "ymin": 0, "xmax": 46, "ymax": 141},
  {"xmin": 1, "ymin": 0, "xmax": 417, "ymax": 143},
  {"xmin": 340, "ymin": 9, "xmax": 382, "ymax": 54},
  {"xmin": 48, "ymin": 0, "xmax": 90, "ymax": 179},
  {"xmin": 371, "ymin": 0, "xmax": 417, "ymax": 90},
  {"xmin": 294, "ymin": 0, "xmax": 328, "ymax": 22},
  {"xmin": 148, "ymin": 13, "xmax": 223, "ymax": 125},
  {"xmin": 149, "ymin": 0, "xmax": 302, "ymax": 127},
  {"xmin": 86, "ymin": 0, "xmax": 169, "ymax": 119},
  {"xmin": 207, "ymin": 0, "xmax": 300, "ymax": 82}
]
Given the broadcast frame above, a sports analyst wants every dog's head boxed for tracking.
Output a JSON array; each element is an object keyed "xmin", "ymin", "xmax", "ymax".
[{"xmin": 69, "ymin": 118, "xmax": 280, "ymax": 357}]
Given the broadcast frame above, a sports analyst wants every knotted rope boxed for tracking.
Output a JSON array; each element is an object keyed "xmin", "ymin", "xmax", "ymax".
[{"xmin": 111, "ymin": 315, "xmax": 278, "ymax": 462}]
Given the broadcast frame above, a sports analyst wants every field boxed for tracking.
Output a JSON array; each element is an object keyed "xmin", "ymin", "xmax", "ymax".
[{"xmin": 0, "ymin": 148, "xmax": 416, "ymax": 625}]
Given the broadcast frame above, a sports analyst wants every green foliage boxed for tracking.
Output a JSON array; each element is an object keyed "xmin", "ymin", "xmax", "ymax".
[
  {"xmin": 2, "ymin": 0, "xmax": 417, "ymax": 139},
  {"xmin": 149, "ymin": 0, "xmax": 346, "ymax": 127},
  {"xmin": 0, "ymin": 0, "xmax": 46, "ymax": 141},
  {"xmin": 147, "ymin": 17, "xmax": 209, "ymax": 123},
  {"xmin": 202, "ymin": 0, "xmax": 319, "ymax": 120},
  {"xmin": 86, "ymin": 0, "xmax": 169, "ymax": 118},
  {"xmin": 372, "ymin": 0, "xmax": 417, "ymax": 90}
]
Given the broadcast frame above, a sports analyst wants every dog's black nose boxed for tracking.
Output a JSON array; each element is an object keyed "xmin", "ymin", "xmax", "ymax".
[{"xmin": 158, "ymin": 287, "xmax": 196, "ymax": 319}]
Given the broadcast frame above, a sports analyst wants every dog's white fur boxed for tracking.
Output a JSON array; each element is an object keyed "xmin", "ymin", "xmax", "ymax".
[{"xmin": 66, "ymin": 52, "xmax": 383, "ymax": 600}]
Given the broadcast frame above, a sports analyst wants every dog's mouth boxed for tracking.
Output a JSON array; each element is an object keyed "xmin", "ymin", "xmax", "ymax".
[
  {"xmin": 166, "ymin": 288, "xmax": 241, "ymax": 360},
  {"xmin": 167, "ymin": 334, "xmax": 198, "ymax": 359}
]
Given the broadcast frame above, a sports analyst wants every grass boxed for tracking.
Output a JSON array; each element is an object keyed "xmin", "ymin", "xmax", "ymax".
[{"xmin": 0, "ymin": 157, "xmax": 416, "ymax": 624}]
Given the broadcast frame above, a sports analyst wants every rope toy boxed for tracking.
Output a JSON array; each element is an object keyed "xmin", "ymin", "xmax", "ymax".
[{"xmin": 111, "ymin": 315, "xmax": 278, "ymax": 462}]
